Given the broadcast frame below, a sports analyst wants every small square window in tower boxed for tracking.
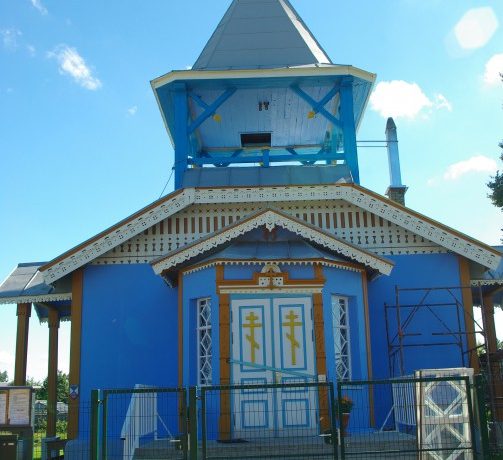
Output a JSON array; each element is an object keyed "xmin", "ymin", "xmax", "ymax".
[
  {"xmin": 240, "ymin": 132, "xmax": 271, "ymax": 148},
  {"xmin": 197, "ymin": 298, "xmax": 212, "ymax": 386}
]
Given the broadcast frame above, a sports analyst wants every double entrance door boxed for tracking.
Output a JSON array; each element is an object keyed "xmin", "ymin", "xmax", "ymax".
[{"xmin": 230, "ymin": 296, "xmax": 317, "ymax": 437}]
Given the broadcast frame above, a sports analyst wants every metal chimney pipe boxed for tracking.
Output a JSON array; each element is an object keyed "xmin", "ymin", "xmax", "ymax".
[{"xmin": 385, "ymin": 117, "xmax": 407, "ymax": 205}]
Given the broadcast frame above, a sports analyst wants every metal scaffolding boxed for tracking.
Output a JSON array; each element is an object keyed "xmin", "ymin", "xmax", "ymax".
[{"xmin": 385, "ymin": 283, "xmax": 502, "ymax": 450}]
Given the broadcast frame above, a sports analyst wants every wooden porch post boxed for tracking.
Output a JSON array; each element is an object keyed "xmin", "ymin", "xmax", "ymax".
[
  {"xmin": 482, "ymin": 293, "xmax": 503, "ymax": 422},
  {"xmin": 67, "ymin": 268, "xmax": 83, "ymax": 440},
  {"xmin": 459, "ymin": 257, "xmax": 479, "ymax": 372},
  {"xmin": 313, "ymin": 264, "xmax": 329, "ymax": 432},
  {"xmin": 47, "ymin": 308, "xmax": 60, "ymax": 437},
  {"xmin": 14, "ymin": 303, "xmax": 31, "ymax": 386},
  {"xmin": 217, "ymin": 265, "xmax": 231, "ymax": 440}
]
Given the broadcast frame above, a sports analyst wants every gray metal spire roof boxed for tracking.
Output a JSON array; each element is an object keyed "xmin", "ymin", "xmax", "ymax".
[{"xmin": 193, "ymin": 0, "xmax": 332, "ymax": 70}]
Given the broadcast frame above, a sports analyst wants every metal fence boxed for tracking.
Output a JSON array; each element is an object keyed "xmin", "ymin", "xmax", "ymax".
[
  {"xmin": 94, "ymin": 386, "xmax": 187, "ymax": 460},
  {"xmin": 84, "ymin": 375, "xmax": 488, "ymax": 460},
  {"xmin": 337, "ymin": 376, "xmax": 476, "ymax": 459},
  {"xmin": 200, "ymin": 381, "xmax": 338, "ymax": 460}
]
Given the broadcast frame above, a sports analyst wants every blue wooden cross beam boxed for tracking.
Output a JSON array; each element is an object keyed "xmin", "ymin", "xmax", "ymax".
[
  {"xmin": 189, "ymin": 151, "xmax": 343, "ymax": 166},
  {"xmin": 290, "ymin": 85, "xmax": 343, "ymax": 130},
  {"xmin": 187, "ymin": 88, "xmax": 236, "ymax": 134},
  {"xmin": 286, "ymin": 148, "xmax": 315, "ymax": 165}
]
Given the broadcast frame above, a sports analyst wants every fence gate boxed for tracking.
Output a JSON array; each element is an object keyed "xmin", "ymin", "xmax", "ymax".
[
  {"xmin": 200, "ymin": 381, "xmax": 338, "ymax": 459},
  {"xmin": 416, "ymin": 372, "xmax": 475, "ymax": 460},
  {"xmin": 96, "ymin": 386, "xmax": 188, "ymax": 460},
  {"xmin": 338, "ymin": 376, "xmax": 476, "ymax": 460}
]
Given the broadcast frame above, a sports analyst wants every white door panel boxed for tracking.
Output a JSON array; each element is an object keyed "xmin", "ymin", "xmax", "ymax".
[{"xmin": 231, "ymin": 296, "xmax": 317, "ymax": 437}]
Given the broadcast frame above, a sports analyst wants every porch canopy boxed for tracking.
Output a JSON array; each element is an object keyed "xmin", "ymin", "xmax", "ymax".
[
  {"xmin": 0, "ymin": 262, "xmax": 72, "ymax": 438},
  {"xmin": 0, "ymin": 262, "xmax": 72, "ymax": 321},
  {"xmin": 471, "ymin": 246, "xmax": 503, "ymax": 306}
]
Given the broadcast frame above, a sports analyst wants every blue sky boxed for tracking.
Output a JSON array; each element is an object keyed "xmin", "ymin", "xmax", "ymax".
[{"xmin": 0, "ymin": 0, "xmax": 502, "ymax": 380}]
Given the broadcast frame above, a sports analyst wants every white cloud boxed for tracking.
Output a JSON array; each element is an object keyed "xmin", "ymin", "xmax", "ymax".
[
  {"xmin": 1, "ymin": 28, "xmax": 22, "ymax": 50},
  {"xmin": 127, "ymin": 106, "xmax": 138, "ymax": 116},
  {"xmin": 371, "ymin": 80, "xmax": 451, "ymax": 120},
  {"xmin": 0, "ymin": 350, "xmax": 14, "ymax": 366},
  {"xmin": 26, "ymin": 44, "xmax": 36, "ymax": 56},
  {"xmin": 434, "ymin": 94, "xmax": 452, "ymax": 111},
  {"xmin": 48, "ymin": 45, "xmax": 102, "ymax": 90},
  {"xmin": 454, "ymin": 7, "xmax": 498, "ymax": 50},
  {"xmin": 30, "ymin": 0, "xmax": 48, "ymax": 15},
  {"xmin": 483, "ymin": 53, "xmax": 503, "ymax": 86},
  {"xmin": 0, "ymin": 350, "xmax": 14, "ymax": 379},
  {"xmin": 443, "ymin": 155, "xmax": 498, "ymax": 181}
]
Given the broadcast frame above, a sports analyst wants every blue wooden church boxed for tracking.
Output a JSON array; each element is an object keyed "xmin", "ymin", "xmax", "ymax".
[{"xmin": 1, "ymin": 0, "xmax": 502, "ymax": 454}]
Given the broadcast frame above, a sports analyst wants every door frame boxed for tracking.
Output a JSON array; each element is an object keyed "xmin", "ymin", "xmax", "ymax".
[{"xmin": 216, "ymin": 263, "xmax": 329, "ymax": 439}]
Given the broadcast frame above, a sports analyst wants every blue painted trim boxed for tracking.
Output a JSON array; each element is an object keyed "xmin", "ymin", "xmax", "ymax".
[
  {"xmin": 173, "ymin": 83, "xmax": 189, "ymax": 189},
  {"xmin": 290, "ymin": 85, "xmax": 343, "ymax": 129},
  {"xmin": 241, "ymin": 400, "xmax": 269, "ymax": 428},
  {"xmin": 340, "ymin": 78, "xmax": 360, "ymax": 184},
  {"xmin": 312, "ymin": 86, "xmax": 339, "ymax": 114},
  {"xmin": 188, "ymin": 92, "xmax": 210, "ymax": 110},
  {"xmin": 281, "ymin": 399, "xmax": 310, "ymax": 428},
  {"xmin": 187, "ymin": 88, "xmax": 236, "ymax": 134},
  {"xmin": 262, "ymin": 149, "xmax": 270, "ymax": 167},
  {"xmin": 286, "ymin": 148, "xmax": 315, "ymax": 165},
  {"xmin": 189, "ymin": 151, "xmax": 342, "ymax": 166},
  {"xmin": 281, "ymin": 376, "xmax": 309, "ymax": 393}
]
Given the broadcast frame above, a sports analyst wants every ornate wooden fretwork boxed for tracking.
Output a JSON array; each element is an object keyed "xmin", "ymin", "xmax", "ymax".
[
  {"xmin": 0, "ymin": 293, "xmax": 72, "ymax": 305},
  {"xmin": 197, "ymin": 297, "xmax": 212, "ymax": 386},
  {"xmin": 151, "ymin": 209, "xmax": 394, "ymax": 276},
  {"xmin": 332, "ymin": 295, "xmax": 351, "ymax": 381},
  {"xmin": 41, "ymin": 185, "xmax": 501, "ymax": 283},
  {"xmin": 94, "ymin": 200, "xmax": 447, "ymax": 266},
  {"xmin": 182, "ymin": 258, "xmax": 362, "ymax": 277},
  {"xmin": 216, "ymin": 263, "xmax": 325, "ymax": 295}
]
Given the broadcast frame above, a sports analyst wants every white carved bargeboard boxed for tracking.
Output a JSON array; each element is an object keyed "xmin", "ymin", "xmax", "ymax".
[{"xmin": 94, "ymin": 200, "xmax": 444, "ymax": 265}]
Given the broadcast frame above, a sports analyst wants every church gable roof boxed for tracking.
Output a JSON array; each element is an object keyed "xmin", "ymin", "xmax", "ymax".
[
  {"xmin": 39, "ymin": 184, "xmax": 502, "ymax": 283},
  {"xmin": 192, "ymin": 0, "xmax": 331, "ymax": 70},
  {"xmin": 150, "ymin": 208, "xmax": 394, "ymax": 276}
]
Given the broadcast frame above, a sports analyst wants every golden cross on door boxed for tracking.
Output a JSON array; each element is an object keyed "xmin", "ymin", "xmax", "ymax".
[
  {"xmin": 243, "ymin": 311, "xmax": 262, "ymax": 364},
  {"xmin": 283, "ymin": 310, "xmax": 302, "ymax": 365}
]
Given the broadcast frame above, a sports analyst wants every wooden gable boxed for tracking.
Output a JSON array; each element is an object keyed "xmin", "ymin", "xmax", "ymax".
[{"xmin": 40, "ymin": 184, "xmax": 501, "ymax": 283}]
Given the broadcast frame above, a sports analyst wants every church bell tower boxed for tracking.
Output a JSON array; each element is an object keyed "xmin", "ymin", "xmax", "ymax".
[{"xmin": 151, "ymin": 0, "xmax": 375, "ymax": 189}]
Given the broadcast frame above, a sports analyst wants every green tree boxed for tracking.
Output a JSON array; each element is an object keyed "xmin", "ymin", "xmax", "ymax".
[
  {"xmin": 487, "ymin": 148, "xmax": 503, "ymax": 208},
  {"xmin": 0, "ymin": 370, "xmax": 8, "ymax": 383},
  {"xmin": 35, "ymin": 371, "xmax": 69, "ymax": 404},
  {"xmin": 487, "ymin": 72, "xmax": 503, "ymax": 208}
]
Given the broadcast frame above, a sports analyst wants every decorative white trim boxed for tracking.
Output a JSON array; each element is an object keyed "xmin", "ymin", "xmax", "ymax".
[
  {"xmin": 94, "ymin": 200, "xmax": 446, "ymax": 266},
  {"xmin": 41, "ymin": 184, "xmax": 501, "ymax": 283},
  {"xmin": 219, "ymin": 287, "xmax": 323, "ymax": 294},
  {"xmin": 470, "ymin": 280, "xmax": 503, "ymax": 287},
  {"xmin": 191, "ymin": 186, "xmax": 500, "ymax": 269},
  {"xmin": 332, "ymin": 295, "xmax": 351, "ymax": 381},
  {"xmin": 152, "ymin": 209, "xmax": 394, "ymax": 275},
  {"xmin": 151, "ymin": 66, "xmax": 376, "ymax": 91},
  {"xmin": 183, "ymin": 259, "xmax": 362, "ymax": 276},
  {"xmin": 197, "ymin": 297, "xmax": 212, "ymax": 386},
  {"xmin": 0, "ymin": 293, "xmax": 72, "ymax": 305},
  {"xmin": 39, "ymin": 316, "xmax": 71, "ymax": 323},
  {"xmin": 41, "ymin": 189, "xmax": 196, "ymax": 283}
]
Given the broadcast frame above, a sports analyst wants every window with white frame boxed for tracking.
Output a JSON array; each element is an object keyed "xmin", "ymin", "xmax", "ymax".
[
  {"xmin": 331, "ymin": 295, "xmax": 351, "ymax": 381},
  {"xmin": 197, "ymin": 298, "xmax": 212, "ymax": 386}
]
